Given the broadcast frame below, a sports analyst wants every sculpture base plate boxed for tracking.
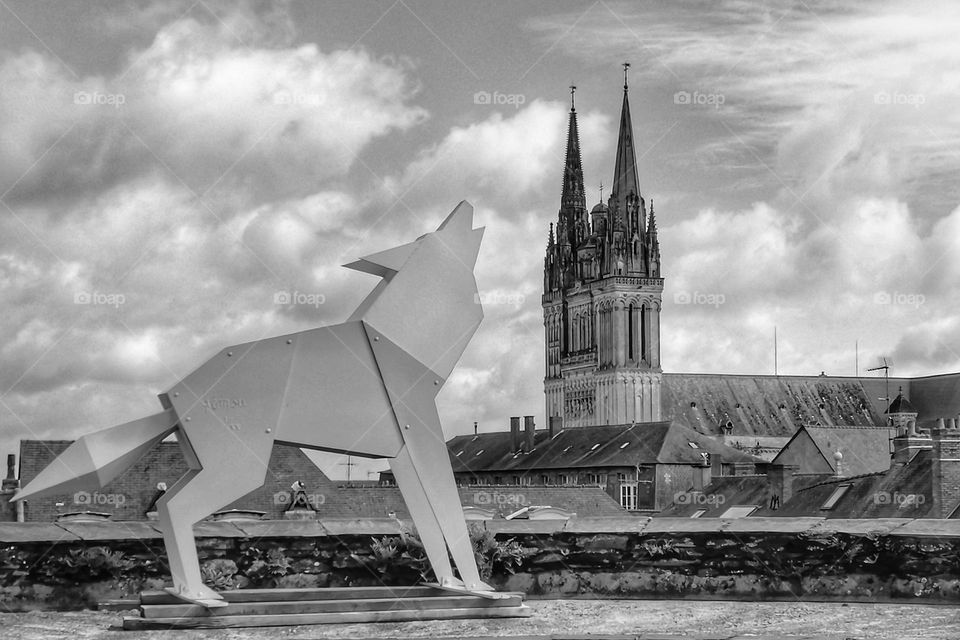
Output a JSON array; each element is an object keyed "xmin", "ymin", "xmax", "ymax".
[{"xmin": 122, "ymin": 585, "xmax": 530, "ymax": 630}]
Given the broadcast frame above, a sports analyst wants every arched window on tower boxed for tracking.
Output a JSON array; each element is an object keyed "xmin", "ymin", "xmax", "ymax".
[
  {"xmin": 640, "ymin": 304, "xmax": 647, "ymax": 364},
  {"xmin": 628, "ymin": 304, "xmax": 634, "ymax": 361}
]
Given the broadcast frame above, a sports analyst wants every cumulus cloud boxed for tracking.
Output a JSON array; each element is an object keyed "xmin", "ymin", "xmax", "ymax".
[{"xmin": 0, "ymin": 13, "xmax": 426, "ymax": 202}]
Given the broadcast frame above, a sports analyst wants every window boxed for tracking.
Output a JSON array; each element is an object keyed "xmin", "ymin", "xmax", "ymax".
[
  {"xmin": 719, "ymin": 505, "xmax": 757, "ymax": 518},
  {"xmin": 512, "ymin": 475, "xmax": 521, "ymax": 485},
  {"xmin": 539, "ymin": 474, "xmax": 549, "ymax": 485},
  {"xmin": 519, "ymin": 475, "xmax": 531, "ymax": 486},
  {"xmin": 616, "ymin": 472, "xmax": 627, "ymax": 483},
  {"xmin": 821, "ymin": 484, "xmax": 851, "ymax": 510},
  {"xmin": 619, "ymin": 484, "xmax": 637, "ymax": 510},
  {"xmin": 690, "ymin": 509, "xmax": 707, "ymax": 518},
  {"xmin": 586, "ymin": 473, "xmax": 607, "ymax": 486},
  {"xmin": 558, "ymin": 473, "xmax": 570, "ymax": 486},
  {"xmin": 493, "ymin": 476, "xmax": 502, "ymax": 485},
  {"xmin": 687, "ymin": 441, "xmax": 700, "ymax": 449}
]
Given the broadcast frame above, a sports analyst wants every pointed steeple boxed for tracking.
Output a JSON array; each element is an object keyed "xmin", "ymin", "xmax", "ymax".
[
  {"xmin": 610, "ymin": 63, "xmax": 641, "ymax": 228},
  {"xmin": 560, "ymin": 85, "xmax": 586, "ymax": 216}
]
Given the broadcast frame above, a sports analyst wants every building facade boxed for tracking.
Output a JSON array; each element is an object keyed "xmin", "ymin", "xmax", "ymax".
[{"xmin": 543, "ymin": 74, "xmax": 662, "ymax": 428}]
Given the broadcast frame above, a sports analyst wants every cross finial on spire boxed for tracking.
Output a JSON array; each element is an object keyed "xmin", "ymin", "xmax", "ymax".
[
  {"xmin": 623, "ymin": 62, "xmax": 631, "ymax": 90},
  {"xmin": 599, "ymin": 182, "xmax": 603, "ymax": 203},
  {"xmin": 570, "ymin": 85, "xmax": 576, "ymax": 110}
]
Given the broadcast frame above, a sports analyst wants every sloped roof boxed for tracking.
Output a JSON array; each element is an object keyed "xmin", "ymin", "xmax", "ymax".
[
  {"xmin": 774, "ymin": 453, "xmax": 933, "ymax": 518},
  {"xmin": 447, "ymin": 421, "xmax": 763, "ymax": 474},
  {"xmin": 887, "ymin": 391, "xmax": 917, "ymax": 415},
  {"xmin": 662, "ymin": 373, "xmax": 883, "ymax": 438},
  {"xmin": 800, "ymin": 426, "xmax": 894, "ymax": 477},
  {"xmin": 657, "ymin": 474, "xmax": 827, "ymax": 518}
]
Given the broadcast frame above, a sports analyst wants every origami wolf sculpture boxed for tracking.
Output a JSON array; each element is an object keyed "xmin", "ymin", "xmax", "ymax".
[{"xmin": 15, "ymin": 201, "xmax": 493, "ymax": 607}]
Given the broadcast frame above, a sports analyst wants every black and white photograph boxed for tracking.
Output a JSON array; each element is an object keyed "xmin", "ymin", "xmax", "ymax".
[{"xmin": 1, "ymin": 1, "xmax": 959, "ymax": 638}]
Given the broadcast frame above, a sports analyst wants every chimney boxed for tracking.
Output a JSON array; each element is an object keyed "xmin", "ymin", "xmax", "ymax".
[
  {"xmin": 473, "ymin": 421, "xmax": 478, "ymax": 436},
  {"xmin": 767, "ymin": 464, "xmax": 798, "ymax": 506},
  {"xmin": 524, "ymin": 416, "xmax": 535, "ymax": 453},
  {"xmin": 510, "ymin": 417, "xmax": 521, "ymax": 452},
  {"xmin": 0, "ymin": 454, "xmax": 18, "ymax": 523},
  {"xmin": 932, "ymin": 417, "xmax": 960, "ymax": 518},
  {"xmin": 892, "ymin": 426, "xmax": 931, "ymax": 465},
  {"xmin": 549, "ymin": 416, "xmax": 563, "ymax": 438},
  {"xmin": 691, "ymin": 463, "xmax": 712, "ymax": 492}
]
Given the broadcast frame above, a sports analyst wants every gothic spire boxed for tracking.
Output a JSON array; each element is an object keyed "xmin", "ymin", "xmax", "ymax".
[
  {"xmin": 560, "ymin": 85, "xmax": 586, "ymax": 215},
  {"xmin": 610, "ymin": 63, "xmax": 641, "ymax": 224}
]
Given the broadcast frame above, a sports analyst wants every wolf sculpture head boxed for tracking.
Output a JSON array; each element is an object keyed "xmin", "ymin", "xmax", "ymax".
[{"xmin": 346, "ymin": 200, "xmax": 485, "ymax": 379}]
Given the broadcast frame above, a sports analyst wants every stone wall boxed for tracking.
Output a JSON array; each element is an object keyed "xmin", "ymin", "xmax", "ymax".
[{"xmin": 2, "ymin": 517, "xmax": 960, "ymax": 610}]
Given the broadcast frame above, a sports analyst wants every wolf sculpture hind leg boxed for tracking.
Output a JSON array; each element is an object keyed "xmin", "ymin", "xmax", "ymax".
[{"xmin": 156, "ymin": 430, "xmax": 274, "ymax": 607}]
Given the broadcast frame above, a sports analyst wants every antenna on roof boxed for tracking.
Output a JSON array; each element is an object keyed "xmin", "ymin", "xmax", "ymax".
[{"xmin": 867, "ymin": 357, "xmax": 893, "ymax": 420}]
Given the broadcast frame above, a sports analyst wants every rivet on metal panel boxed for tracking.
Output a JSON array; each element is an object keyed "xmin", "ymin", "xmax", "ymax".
[
  {"xmin": 404, "ymin": 424, "xmax": 410, "ymax": 429},
  {"xmin": 286, "ymin": 339, "xmax": 292, "ymax": 344},
  {"xmin": 265, "ymin": 428, "xmax": 272, "ymax": 433},
  {"xmin": 374, "ymin": 336, "xmax": 380, "ymax": 341},
  {"xmin": 227, "ymin": 352, "xmax": 233, "ymax": 357},
  {"xmin": 185, "ymin": 417, "xmax": 191, "ymax": 422}
]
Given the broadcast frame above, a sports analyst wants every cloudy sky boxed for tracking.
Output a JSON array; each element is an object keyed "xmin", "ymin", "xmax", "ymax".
[{"xmin": 2, "ymin": 0, "xmax": 959, "ymax": 479}]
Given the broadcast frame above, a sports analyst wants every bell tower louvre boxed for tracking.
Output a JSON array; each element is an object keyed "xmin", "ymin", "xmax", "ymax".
[{"xmin": 543, "ymin": 66, "xmax": 663, "ymax": 428}]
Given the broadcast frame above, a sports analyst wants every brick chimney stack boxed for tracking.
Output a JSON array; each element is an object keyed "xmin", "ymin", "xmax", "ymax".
[
  {"xmin": 0, "ymin": 454, "xmax": 19, "ymax": 522},
  {"xmin": 767, "ymin": 463, "xmax": 798, "ymax": 506},
  {"xmin": 548, "ymin": 416, "xmax": 563, "ymax": 438},
  {"xmin": 523, "ymin": 416, "xmax": 535, "ymax": 453},
  {"xmin": 931, "ymin": 417, "xmax": 960, "ymax": 518},
  {"xmin": 510, "ymin": 417, "xmax": 521, "ymax": 452}
]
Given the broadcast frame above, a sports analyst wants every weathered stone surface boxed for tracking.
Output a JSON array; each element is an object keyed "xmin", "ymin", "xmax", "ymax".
[{"xmin": 577, "ymin": 533, "xmax": 631, "ymax": 551}]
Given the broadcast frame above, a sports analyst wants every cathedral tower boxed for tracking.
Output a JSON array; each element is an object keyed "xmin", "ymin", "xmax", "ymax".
[{"xmin": 543, "ymin": 68, "xmax": 663, "ymax": 427}]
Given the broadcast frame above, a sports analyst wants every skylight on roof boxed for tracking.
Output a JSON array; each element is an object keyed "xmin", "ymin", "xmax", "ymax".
[
  {"xmin": 719, "ymin": 505, "xmax": 757, "ymax": 518},
  {"xmin": 562, "ymin": 446, "xmax": 572, "ymax": 453},
  {"xmin": 691, "ymin": 509, "xmax": 706, "ymax": 518},
  {"xmin": 687, "ymin": 442, "xmax": 700, "ymax": 449},
  {"xmin": 821, "ymin": 484, "xmax": 851, "ymax": 510},
  {"xmin": 620, "ymin": 442, "xmax": 629, "ymax": 449},
  {"xmin": 474, "ymin": 449, "xmax": 484, "ymax": 456},
  {"xmin": 590, "ymin": 443, "xmax": 600, "ymax": 451},
  {"xmin": 456, "ymin": 450, "xmax": 464, "ymax": 457}
]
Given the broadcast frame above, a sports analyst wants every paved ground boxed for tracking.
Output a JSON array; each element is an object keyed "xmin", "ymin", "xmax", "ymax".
[{"xmin": 2, "ymin": 599, "xmax": 960, "ymax": 639}]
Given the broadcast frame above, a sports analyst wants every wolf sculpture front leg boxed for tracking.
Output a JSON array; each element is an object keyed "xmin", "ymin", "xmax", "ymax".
[{"xmin": 365, "ymin": 324, "xmax": 495, "ymax": 594}]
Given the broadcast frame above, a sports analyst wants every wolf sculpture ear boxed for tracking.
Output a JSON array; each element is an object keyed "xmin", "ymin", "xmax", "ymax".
[{"xmin": 437, "ymin": 200, "xmax": 473, "ymax": 233}]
